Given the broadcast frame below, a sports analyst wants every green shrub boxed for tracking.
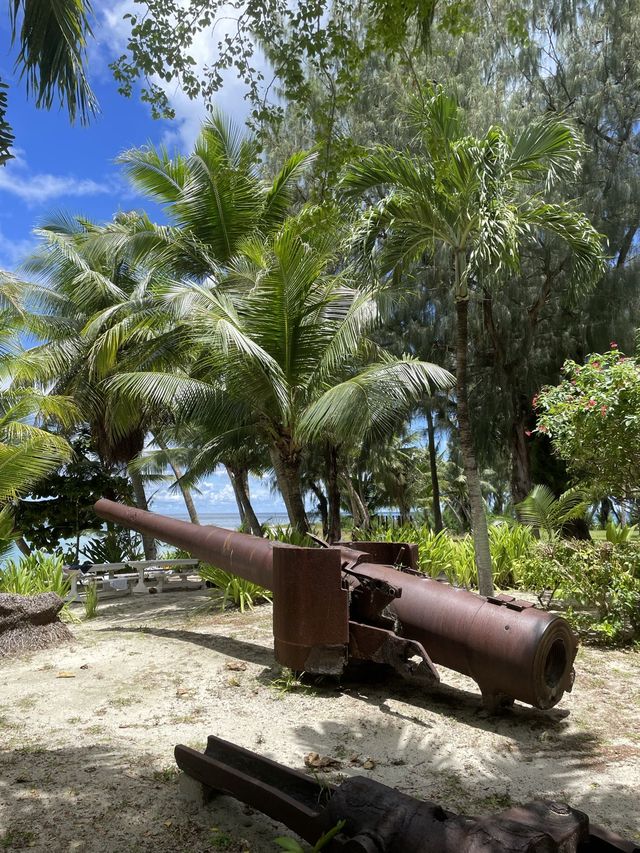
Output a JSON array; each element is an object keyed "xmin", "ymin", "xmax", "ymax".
[
  {"xmin": 513, "ymin": 541, "xmax": 640, "ymax": 644},
  {"xmin": 84, "ymin": 580, "xmax": 99, "ymax": 619},
  {"xmin": 265, "ymin": 525, "xmax": 317, "ymax": 546},
  {"xmin": 352, "ymin": 522, "xmax": 534, "ymax": 589},
  {"xmin": 605, "ymin": 520, "xmax": 637, "ymax": 544},
  {"xmin": 199, "ymin": 564, "xmax": 272, "ymax": 612},
  {"xmin": 0, "ymin": 551, "xmax": 70, "ymax": 598}
]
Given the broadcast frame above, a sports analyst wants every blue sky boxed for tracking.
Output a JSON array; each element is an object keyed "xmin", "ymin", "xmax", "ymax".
[{"xmin": 0, "ymin": 2, "xmax": 286, "ymax": 518}]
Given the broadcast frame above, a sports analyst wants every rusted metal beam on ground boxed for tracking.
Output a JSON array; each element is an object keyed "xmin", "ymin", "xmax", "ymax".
[
  {"xmin": 94, "ymin": 499, "xmax": 578, "ymax": 711},
  {"xmin": 175, "ymin": 737, "xmax": 639, "ymax": 853}
]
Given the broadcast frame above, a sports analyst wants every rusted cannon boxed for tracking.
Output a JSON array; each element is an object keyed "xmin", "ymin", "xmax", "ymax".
[
  {"xmin": 94, "ymin": 499, "xmax": 578, "ymax": 710},
  {"xmin": 175, "ymin": 735, "xmax": 639, "ymax": 852}
]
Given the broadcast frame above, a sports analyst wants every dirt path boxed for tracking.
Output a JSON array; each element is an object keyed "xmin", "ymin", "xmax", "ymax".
[{"xmin": 1, "ymin": 591, "xmax": 638, "ymax": 851}]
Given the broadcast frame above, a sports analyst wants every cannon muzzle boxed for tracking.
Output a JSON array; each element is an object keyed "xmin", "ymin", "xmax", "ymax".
[{"xmin": 94, "ymin": 499, "xmax": 578, "ymax": 711}]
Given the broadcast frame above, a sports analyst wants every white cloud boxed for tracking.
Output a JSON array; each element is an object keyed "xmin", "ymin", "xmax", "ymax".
[
  {"xmin": 0, "ymin": 153, "xmax": 111, "ymax": 205},
  {"xmin": 0, "ymin": 226, "xmax": 36, "ymax": 270}
]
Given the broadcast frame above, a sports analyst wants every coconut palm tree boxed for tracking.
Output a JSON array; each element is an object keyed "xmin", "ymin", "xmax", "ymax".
[
  {"xmin": 109, "ymin": 214, "xmax": 454, "ymax": 533},
  {"xmin": 1, "ymin": 0, "xmax": 97, "ymax": 165},
  {"xmin": 7, "ymin": 214, "xmax": 185, "ymax": 558},
  {"xmin": 110, "ymin": 113, "xmax": 315, "ymax": 278},
  {"xmin": 340, "ymin": 88, "xmax": 605, "ymax": 595},
  {"xmin": 0, "ymin": 281, "xmax": 75, "ymax": 512}
]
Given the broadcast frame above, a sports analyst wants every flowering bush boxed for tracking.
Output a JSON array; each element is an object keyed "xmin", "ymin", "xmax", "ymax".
[{"xmin": 534, "ymin": 347, "xmax": 640, "ymax": 498}]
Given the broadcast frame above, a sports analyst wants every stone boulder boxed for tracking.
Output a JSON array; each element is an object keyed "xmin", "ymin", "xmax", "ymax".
[{"xmin": 0, "ymin": 592, "xmax": 73, "ymax": 657}]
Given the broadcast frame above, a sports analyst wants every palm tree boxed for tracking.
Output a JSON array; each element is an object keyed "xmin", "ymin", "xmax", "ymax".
[
  {"xmin": 110, "ymin": 214, "xmax": 454, "ymax": 533},
  {"xmin": 112, "ymin": 113, "xmax": 315, "ymax": 277},
  {"xmin": 0, "ymin": 282, "xmax": 75, "ymax": 513},
  {"xmin": 340, "ymin": 88, "xmax": 605, "ymax": 595},
  {"xmin": 2, "ymin": 0, "xmax": 97, "ymax": 165},
  {"xmin": 7, "ymin": 214, "xmax": 184, "ymax": 558}
]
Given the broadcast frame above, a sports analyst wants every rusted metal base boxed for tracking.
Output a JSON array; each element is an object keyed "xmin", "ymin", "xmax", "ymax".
[{"xmin": 175, "ymin": 736, "xmax": 639, "ymax": 853}]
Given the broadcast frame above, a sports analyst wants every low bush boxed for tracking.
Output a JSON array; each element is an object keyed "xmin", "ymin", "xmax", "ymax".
[
  {"xmin": 199, "ymin": 564, "xmax": 272, "ymax": 612},
  {"xmin": 513, "ymin": 541, "xmax": 640, "ymax": 644},
  {"xmin": 0, "ymin": 551, "xmax": 70, "ymax": 599},
  {"xmin": 353, "ymin": 522, "xmax": 535, "ymax": 589}
]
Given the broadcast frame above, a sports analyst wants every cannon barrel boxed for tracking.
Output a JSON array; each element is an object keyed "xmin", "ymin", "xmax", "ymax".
[{"xmin": 94, "ymin": 499, "xmax": 578, "ymax": 711}]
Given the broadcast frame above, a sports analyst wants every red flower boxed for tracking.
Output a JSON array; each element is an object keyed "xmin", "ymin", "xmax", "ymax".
[
  {"xmin": 592, "ymin": 361, "xmax": 601, "ymax": 369},
  {"xmin": 587, "ymin": 398, "xmax": 597, "ymax": 407},
  {"xmin": 532, "ymin": 394, "xmax": 539, "ymax": 408},
  {"xmin": 538, "ymin": 424, "xmax": 548, "ymax": 434},
  {"xmin": 525, "ymin": 429, "xmax": 532, "ymax": 437},
  {"xmin": 610, "ymin": 341, "xmax": 618, "ymax": 349},
  {"xmin": 600, "ymin": 405, "xmax": 608, "ymax": 416}
]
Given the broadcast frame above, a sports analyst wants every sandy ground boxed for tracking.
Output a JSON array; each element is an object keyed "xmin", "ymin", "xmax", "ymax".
[{"xmin": 1, "ymin": 590, "xmax": 639, "ymax": 852}]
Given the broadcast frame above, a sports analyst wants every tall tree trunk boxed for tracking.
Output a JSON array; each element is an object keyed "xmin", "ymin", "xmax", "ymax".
[
  {"xmin": 455, "ymin": 295, "xmax": 493, "ymax": 596},
  {"xmin": 325, "ymin": 444, "xmax": 342, "ymax": 543},
  {"xmin": 344, "ymin": 476, "xmax": 371, "ymax": 532},
  {"xmin": 129, "ymin": 469, "xmax": 158, "ymax": 560},
  {"xmin": 226, "ymin": 464, "xmax": 248, "ymax": 530},
  {"xmin": 238, "ymin": 468, "xmax": 263, "ymax": 537},
  {"xmin": 153, "ymin": 433, "xmax": 200, "ymax": 524},
  {"xmin": 510, "ymin": 404, "xmax": 532, "ymax": 505},
  {"xmin": 225, "ymin": 465, "xmax": 263, "ymax": 536},
  {"xmin": 16, "ymin": 536, "xmax": 31, "ymax": 556},
  {"xmin": 270, "ymin": 445, "xmax": 309, "ymax": 534},
  {"xmin": 309, "ymin": 481, "xmax": 329, "ymax": 537},
  {"xmin": 425, "ymin": 405, "xmax": 444, "ymax": 532}
]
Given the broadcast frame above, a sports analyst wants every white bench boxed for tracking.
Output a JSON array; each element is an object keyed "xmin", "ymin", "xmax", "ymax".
[{"xmin": 65, "ymin": 559, "xmax": 202, "ymax": 602}]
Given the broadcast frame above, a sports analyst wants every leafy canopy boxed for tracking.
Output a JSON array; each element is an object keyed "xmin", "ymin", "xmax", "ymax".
[{"xmin": 535, "ymin": 347, "xmax": 640, "ymax": 500}]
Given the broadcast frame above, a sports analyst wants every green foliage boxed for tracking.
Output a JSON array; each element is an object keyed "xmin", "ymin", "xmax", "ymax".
[
  {"xmin": 84, "ymin": 580, "xmax": 98, "ymax": 619},
  {"xmin": 515, "ymin": 484, "xmax": 589, "ymax": 539},
  {"xmin": 605, "ymin": 521, "xmax": 637, "ymax": 545},
  {"xmin": 81, "ymin": 529, "xmax": 142, "ymax": 564},
  {"xmin": 199, "ymin": 565, "xmax": 272, "ymax": 613},
  {"xmin": 111, "ymin": 0, "xmax": 479, "ymax": 127},
  {"xmin": 1, "ymin": 0, "xmax": 97, "ymax": 165},
  {"xmin": 356, "ymin": 522, "xmax": 535, "ymax": 588},
  {"xmin": 276, "ymin": 820, "xmax": 346, "ymax": 852},
  {"xmin": 0, "ymin": 551, "xmax": 70, "ymax": 598},
  {"xmin": 264, "ymin": 526, "xmax": 316, "ymax": 547},
  {"xmin": 535, "ymin": 349, "xmax": 640, "ymax": 499},
  {"xmin": 14, "ymin": 433, "xmax": 134, "ymax": 557},
  {"xmin": 512, "ymin": 541, "xmax": 640, "ymax": 645},
  {"xmin": 270, "ymin": 667, "xmax": 307, "ymax": 698}
]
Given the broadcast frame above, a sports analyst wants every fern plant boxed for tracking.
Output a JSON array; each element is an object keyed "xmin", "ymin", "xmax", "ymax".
[{"xmin": 516, "ymin": 485, "xmax": 589, "ymax": 540}]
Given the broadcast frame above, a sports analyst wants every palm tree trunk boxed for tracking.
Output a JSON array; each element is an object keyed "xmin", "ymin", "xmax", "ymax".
[
  {"xmin": 270, "ymin": 446, "xmax": 309, "ymax": 534},
  {"xmin": 238, "ymin": 468, "xmax": 263, "ymax": 537},
  {"xmin": 425, "ymin": 405, "xmax": 443, "ymax": 532},
  {"xmin": 344, "ymin": 476, "xmax": 370, "ymax": 531},
  {"xmin": 129, "ymin": 469, "xmax": 158, "ymax": 560},
  {"xmin": 16, "ymin": 536, "xmax": 31, "ymax": 557},
  {"xmin": 226, "ymin": 464, "xmax": 248, "ymax": 530},
  {"xmin": 225, "ymin": 465, "xmax": 263, "ymax": 536},
  {"xmin": 455, "ymin": 296, "xmax": 493, "ymax": 596},
  {"xmin": 309, "ymin": 481, "xmax": 329, "ymax": 537},
  {"xmin": 153, "ymin": 433, "xmax": 200, "ymax": 524},
  {"xmin": 325, "ymin": 444, "xmax": 342, "ymax": 543}
]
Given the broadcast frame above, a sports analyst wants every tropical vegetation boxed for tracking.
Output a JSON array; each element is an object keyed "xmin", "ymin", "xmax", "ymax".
[{"xmin": 2, "ymin": 0, "xmax": 640, "ymax": 644}]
